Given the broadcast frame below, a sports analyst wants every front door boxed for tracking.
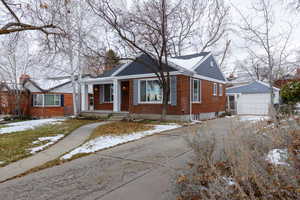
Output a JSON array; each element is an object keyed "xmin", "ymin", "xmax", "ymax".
[{"xmin": 121, "ymin": 81, "xmax": 130, "ymax": 111}]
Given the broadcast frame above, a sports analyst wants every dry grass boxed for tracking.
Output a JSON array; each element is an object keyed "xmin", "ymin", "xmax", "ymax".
[
  {"xmin": 89, "ymin": 121, "xmax": 153, "ymax": 140},
  {"xmin": 0, "ymin": 119, "xmax": 100, "ymax": 167},
  {"xmin": 173, "ymin": 117, "xmax": 300, "ymax": 200}
]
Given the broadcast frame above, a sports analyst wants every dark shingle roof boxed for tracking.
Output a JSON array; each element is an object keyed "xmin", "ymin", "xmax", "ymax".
[
  {"xmin": 116, "ymin": 54, "xmax": 176, "ymax": 76},
  {"xmin": 226, "ymin": 81, "xmax": 279, "ymax": 94},
  {"xmin": 97, "ymin": 65, "xmax": 122, "ymax": 78}
]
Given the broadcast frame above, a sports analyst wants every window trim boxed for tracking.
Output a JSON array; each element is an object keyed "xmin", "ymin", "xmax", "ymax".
[
  {"xmin": 213, "ymin": 83, "xmax": 218, "ymax": 96},
  {"xmin": 192, "ymin": 79, "xmax": 201, "ymax": 103},
  {"xmin": 32, "ymin": 94, "xmax": 61, "ymax": 107},
  {"xmin": 103, "ymin": 84, "xmax": 114, "ymax": 103},
  {"xmin": 219, "ymin": 84, "xmax": 223, "ymax": 96},
  {"xmin": 138, "ymin": 78, "xmax": 171, "ymax": 104}
]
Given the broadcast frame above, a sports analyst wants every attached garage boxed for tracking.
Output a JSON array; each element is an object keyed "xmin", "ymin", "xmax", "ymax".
[{"xmin": 226, "ymin": 81, "xmax": 280, "ymax": 115}]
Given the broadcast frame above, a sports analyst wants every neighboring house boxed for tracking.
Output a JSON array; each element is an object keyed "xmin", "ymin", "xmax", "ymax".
[
  {"xmin": 23, "ymin": 77, "xmax": 74, "ymax": 118},
  {"xmin": 0, "ymin": 82, "xmax": 30, "ymax": 115},
  {"xmin": 274, "ymin": 68, "xmax": 300, "ymax": 88},
  {"xmin": 226, "ymin": 81, "xmax": 280, "ymax": 115},
  {"xmin": 81, "ymin": 53, "xmax": 227, "ymax": 121}
]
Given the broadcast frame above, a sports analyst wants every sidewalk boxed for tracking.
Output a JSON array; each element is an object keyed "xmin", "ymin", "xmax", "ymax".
[{"xmin": 0, "ymin": 121, "xmax": 109, "ymax": 182}]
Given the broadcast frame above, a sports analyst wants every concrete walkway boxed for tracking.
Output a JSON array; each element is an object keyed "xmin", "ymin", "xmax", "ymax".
[{"xmin": 0, "ymin": 121, "xmax": 109, "ymax": 182}]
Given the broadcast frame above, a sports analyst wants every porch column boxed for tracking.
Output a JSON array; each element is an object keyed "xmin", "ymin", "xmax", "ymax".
[
  {"xmin": 113, "ymin": 79, "xmax": 120, "ymax": 112},
  {"xmin": 81, "ymin": 83, "xmax": 89, "ymax": 111}
]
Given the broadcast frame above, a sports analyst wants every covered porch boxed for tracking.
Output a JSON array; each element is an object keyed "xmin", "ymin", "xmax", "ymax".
[{"xmin": 81, "ymin": 78, "xmax": 130, "ymax": 113}]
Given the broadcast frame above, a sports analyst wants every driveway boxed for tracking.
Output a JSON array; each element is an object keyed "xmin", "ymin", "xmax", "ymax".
[{"xmin": 0, "ymin": 118, "xmax": 231, "ymax": 200}]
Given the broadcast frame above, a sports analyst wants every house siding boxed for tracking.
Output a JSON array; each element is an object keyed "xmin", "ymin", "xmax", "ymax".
[{"xmin": 30, "ymin": 92, "xmax": 73, "ymax": 118}]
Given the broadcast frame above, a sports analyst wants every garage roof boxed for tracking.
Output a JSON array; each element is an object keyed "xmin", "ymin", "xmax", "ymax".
[{"xmin": 226, "ymin": 81, "xmax": 280, "ymax": 94}]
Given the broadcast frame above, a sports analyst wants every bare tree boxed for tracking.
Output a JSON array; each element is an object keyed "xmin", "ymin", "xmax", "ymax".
[
  {"xmin": 87, "ymin": 0, "xmax": 229, "ymax": 120},
  {"xmin": 236, "ymin": 0, "xmax": 294, "ymax": 118},
  {"xmin": 87, "ymin": 0, "xmax": 178, "ymax": 120},
  {"xmin": 0, "ymin": 34, "xmax": 32, "ymax": 117},
  {"xmin": 0, "ymin": 0, "xmax": 63, "ymax": 36}
]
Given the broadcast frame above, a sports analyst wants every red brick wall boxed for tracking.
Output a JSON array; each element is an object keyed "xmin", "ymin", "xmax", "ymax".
[
  {"xmin": 30, "ymin": 93, "xmax": 73, "ymax": 118},
  {"xmin": 93, "ymin": 85, "xmax": 113, "ymax": 110},
  {"xmin": 91, "ymin": 75, "xmax": 226, "ymax": 116},
  {"xmin": 192, "ymin": 79, "xmax": 226, "ymax": 114},
  {"xmin": 0, "ymin": 91, "xmax": 30, "ymax": 115}
]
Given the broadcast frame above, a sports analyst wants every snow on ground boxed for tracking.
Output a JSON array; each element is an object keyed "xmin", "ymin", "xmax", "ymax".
[
  {"xmin": 239, "ymin": 115, "xmax": 269, "ymax": 122},
  {"xmin": 61, "ymin": 124, "xmax": 181, "ymax": 160},
  {"xmin": 29, "ymin": 134, "xmax": 64, "ymax": 154},
  {"xmin": 266, "ymin": 149, "xmax": 289, "ymax": 166},
  {"xmin": 0, "ymin": 161, "xmax": 4, "ymax": 165},
  {"xmin": 0, "ymin": 118, "xmax": 65, "ymax": 135}
]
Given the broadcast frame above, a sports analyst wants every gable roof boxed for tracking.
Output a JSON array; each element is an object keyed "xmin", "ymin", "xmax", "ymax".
[
  {"xmin": 114, "ymin": 54, "xmax": 177, "ymax": 77},
  {"xmin": 84, "ymin": 53, "xmax": 227, "ymax": 83},
  {"xmin": 24, "ymin": 77, "xmax": 71, "ymax": 92},
  {"xmin": 226, "ymin": 81, "xmax": 280, "ymax": 94}
]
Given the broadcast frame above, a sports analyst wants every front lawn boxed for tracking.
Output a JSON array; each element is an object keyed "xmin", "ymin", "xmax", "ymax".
[
  {"xmin": 61, "ymin": 121, "xmax": 181, "ymax": 160},
  {"xmin": 89, "ymin": 121, "xmax": 153, "ymax": 139},
  {"xmin": 0, "ymin": 119, "xmax": 99, "ymax": 167}
]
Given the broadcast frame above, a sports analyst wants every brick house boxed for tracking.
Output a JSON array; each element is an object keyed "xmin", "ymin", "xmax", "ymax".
[
  {"xmin": 81, "ymin": 53, "xmax": 227, "ymax": 121},
  {"xmin": 0, "ymin": 82, "xmax": 30, "ymax": 115},
  {"xmin": 22, "ymin": 77, "xmax": 74, "ymax": 118}
]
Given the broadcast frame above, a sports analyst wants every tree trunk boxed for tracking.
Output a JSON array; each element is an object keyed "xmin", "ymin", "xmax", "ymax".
[{"xmin": 161, "ymin": 81, "xmax": 170, "ymax": 121}]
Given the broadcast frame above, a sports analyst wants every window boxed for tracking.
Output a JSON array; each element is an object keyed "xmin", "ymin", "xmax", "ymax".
[
  {"xmin": 104, "ymin": 84, "xmax": 114, "ymax": 102},
  {"xmin": 33, "ymin": 94, "xmax": 43, "ymax": 106},
  {"xmin": 210, "ymin": 60, "xmax": 214, "ymax": 67},
  {"xmin": 219, "ymin": 84, "xmax": 223, "ymax": 96},
  {"xmin": 192, "ymin": 79, "xmax": 201, "ymax": 102},
  {"xmin": 33, "ymin": 94, "xmax": 61, "ymax": 107},
  {"xmin": 45, "ymin": 94, "xmax": 61, "ymax": 106},
  {"xmin": 213, "ymin": 83, "xmax": 217, "ymax": 96},
  {"xmin": 139, "ymin": 79, "xmax": 162, "ymax": 103}
]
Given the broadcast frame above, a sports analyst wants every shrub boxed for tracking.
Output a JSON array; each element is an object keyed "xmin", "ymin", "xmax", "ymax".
[
  {"xmin": 281, "ymin": 81, "xmax": 300, "ymax": 105},
  {"xmin": 173, "ymin": 119, "xmax": 300, "ymax": 200}
]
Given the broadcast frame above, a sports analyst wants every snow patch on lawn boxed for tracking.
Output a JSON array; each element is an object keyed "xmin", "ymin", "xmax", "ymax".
[
  {"xmin": 29, "ymin": 134, "xmax": 64, "ymax": 154},
  {"xmin": 239, "ymin": 116, "xmax": 269, "ymax": 122},
  {"xmin": 266, "ymin": 149, "xmax": 289, "ymax": 166},
  {"xmin": 61, "ymin": 124, "xmax": 181, "ymax": 160},
  {"xmin": 0, "ymin": 118, "xmax": 65, "ymax": 134}
]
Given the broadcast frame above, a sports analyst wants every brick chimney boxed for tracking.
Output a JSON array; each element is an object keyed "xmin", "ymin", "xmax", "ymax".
[{"xmin": 19, "ymin": 74, "xmax": 30, "ymax": 84}]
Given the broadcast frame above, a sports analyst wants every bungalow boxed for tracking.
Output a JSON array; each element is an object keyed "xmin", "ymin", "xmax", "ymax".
[
  {"xmin": 23, "ymin": 76, "xmax": 75, "ymax": 118},
  {"xmin": 80, "ymin": 53, "xmax": 227, "ymax": 121}
]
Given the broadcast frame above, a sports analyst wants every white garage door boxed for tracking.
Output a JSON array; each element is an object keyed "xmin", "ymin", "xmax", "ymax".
[{"xmin": 237, "ymin": 93, "xmax": 270, "ymax": 115}]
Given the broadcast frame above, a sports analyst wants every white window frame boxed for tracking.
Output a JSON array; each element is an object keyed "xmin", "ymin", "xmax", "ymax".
[
  {"xmin": 213, "ymin": 83, "xmax": 218, "ymax": 96},
  {"xmin": 138, "ymin": 78, "xmax": 171, "ymax": 104},
  {"xmin": 219, "ymin": 84, "xmax": 223, "ymax": 96},
  {"xmin": 192, "ymin": 79, "xmax": 201, "ymax": 103},
  {"xmin": 33, "ymin": 94, "xmax": 61, "ymax": 107}
]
